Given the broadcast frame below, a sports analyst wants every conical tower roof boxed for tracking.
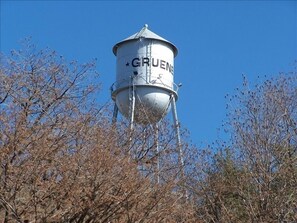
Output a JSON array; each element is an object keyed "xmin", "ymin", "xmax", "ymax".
[{"xmin": 112, "ymin": 24, "xmax": 178, "ymax": 56}]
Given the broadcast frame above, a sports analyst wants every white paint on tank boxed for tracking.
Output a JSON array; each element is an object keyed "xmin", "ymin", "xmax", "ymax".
[
  {"xmin": 115, "ymin": 86, "xmax": 172, "ymax": 124},
  {"xmin": 112, "ymin": 25, "xmax": 178, "ymax": 124},
  {"xmin": 115, "ymin": 39, "xmax": 174, "ymax": 92}
]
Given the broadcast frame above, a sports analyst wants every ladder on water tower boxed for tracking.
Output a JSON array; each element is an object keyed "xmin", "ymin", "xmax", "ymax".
[{"xmin": 147, "ymin": 42, "xmax": 152, "ymax": 84}]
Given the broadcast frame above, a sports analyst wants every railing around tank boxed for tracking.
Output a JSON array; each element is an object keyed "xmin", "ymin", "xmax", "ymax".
[{"xmin": 110, "ymin": 75, "xmax": 181, "ymax": 99}]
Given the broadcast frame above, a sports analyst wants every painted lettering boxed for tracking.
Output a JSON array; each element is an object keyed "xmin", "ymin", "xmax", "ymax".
[
  {"xmin": 132, "ymin": 58, "xmax": 140, "ymax": 67},
  {"xmin": 152, "ymin": 58, "xmax": 159, "ymax": 67},
  {"xmin": 142, "ymin": 57, "xmax": 150, "ymax": 66},
  {"xmin": 166, "ymin": 62, "xmax": 173, "ymax": 74},
  {"xmin": 160, "ymin": 60, "xmax": 166, "ymax": 69},
  {"xmin": 129, "ymin": 57, "xmax": 174, "ymax": 74}
]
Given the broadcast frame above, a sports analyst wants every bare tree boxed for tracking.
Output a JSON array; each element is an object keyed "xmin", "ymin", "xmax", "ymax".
[
  {"xmin": 0, "ymin": 40, "xmax": 195, "ymax": 222},
  {"xmin": 227, "ymin": 74, "xmax": 297, "ymax": 222},
  {"xmin": 189, "ymin": 71, "xmax": 297, "ymax": 223}
]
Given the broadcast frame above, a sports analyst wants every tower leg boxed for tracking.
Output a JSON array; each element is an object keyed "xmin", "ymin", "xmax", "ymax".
[
  {"xmin": 171, "ymin": 94, "xmax": 187, "ymax": 199},
  {"xmin": 154, "ymin": 123, "xmax": 160, "ymax": 185},
  {"xmin": 171, "ymin": 94, "xmax": 184, "ymax": 167},
  {"xmin": 112, "ymin": 103, "xmax": 118, "ymax": 125},
  {"xmin": 129, "ymin": 83, "xmax": 136, "ymax": 133},
  {"xmin": 127, "ymin": 79, "xmax": 136, "ymax": 156}
]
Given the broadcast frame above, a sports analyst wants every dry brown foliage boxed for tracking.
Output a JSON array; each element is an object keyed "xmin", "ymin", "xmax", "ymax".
[
  {"xmin": 3, "ymin": 40, "xmax": 295, "ymax": 223},
  {"xmin": 189, "ymin": 72, "xmax": 297, "ymax": 222},
  {"xmin": 0, "ymin": 41, "xmax": 195, "ymax": 222}
]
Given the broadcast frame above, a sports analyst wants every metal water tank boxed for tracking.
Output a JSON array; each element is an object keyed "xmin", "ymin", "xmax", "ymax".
[{"xmin": 111, "ymin": 24, "xmax": 178, "ymax": 124}]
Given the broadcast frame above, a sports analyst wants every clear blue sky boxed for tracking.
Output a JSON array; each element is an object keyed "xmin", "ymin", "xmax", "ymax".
[{"xmin": 1, "ymin": 1, "xmax": 296, "ymax": 147}]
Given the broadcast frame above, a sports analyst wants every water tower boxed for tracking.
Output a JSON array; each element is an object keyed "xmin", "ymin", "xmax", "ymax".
[{"xmin": 111, "ymin": 25, "xmax": 185, "ymax": 182}]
